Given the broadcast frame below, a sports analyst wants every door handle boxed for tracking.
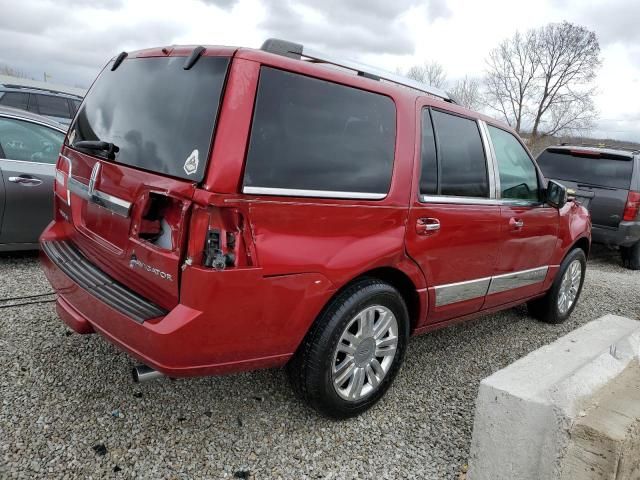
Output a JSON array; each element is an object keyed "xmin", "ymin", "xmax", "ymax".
[
  {"xmin": 509, "ymin": 217, "xmax": 524, "ymax": 229},
  {"xmin": 416, "ymin": 217, "xmax": 440, "ymax": 235},
  {"xmin": 8, "ymin": 176, "xmax": 42, "ymax": 186}
]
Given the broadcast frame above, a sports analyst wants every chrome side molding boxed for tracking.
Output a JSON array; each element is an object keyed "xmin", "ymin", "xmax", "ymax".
[{"xmin": 434, "ymin": 266, "xmax": 550, "ymax": 307}]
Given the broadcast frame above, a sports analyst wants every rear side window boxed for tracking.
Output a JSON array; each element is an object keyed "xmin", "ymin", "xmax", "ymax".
[
  {"xmin": 33, "ymin": 94, "xmax": 71, "ymax": 118},
  {"xmin": 537, "ymin": 149, "xmax": 633, "ymax": 190},
  {"xmin": 0, "ymin": 92, "xmax": 29, "ymax": 110},
  {"xmin": 243, "ymin": 67, "xmax": 396, "ymax": 197},
  {"xmin": 422, "ymin": 110, "xmax": 488, "ymax": 198}
]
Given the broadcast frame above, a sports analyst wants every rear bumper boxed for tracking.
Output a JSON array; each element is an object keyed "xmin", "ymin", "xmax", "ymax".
[
  {"xmin": 40, "ymin": 238, "xmax": 291, "ymax": 377},
  {"xmin": 592, "ymin": 221, "xmax": 640, "ymax": 248}
]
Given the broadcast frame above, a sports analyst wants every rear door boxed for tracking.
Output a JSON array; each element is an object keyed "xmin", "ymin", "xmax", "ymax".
[
  {"xmin": 537, "ymin": 148, "xmax": 633, "ymax": 228},
  {"xmin": 59, "ymin": 52, "xmax": 230, "ymax": 310},
  {"xmin": 0, "ymin": 115, "xmax": 63, "ymax": 244},
  {"xmin": 405, "ymin": 106, "xmax": 501, "ymax": 324},
  {"xmin": 483, "ymin": 124, "xmax": 558, "ymax": 308}
]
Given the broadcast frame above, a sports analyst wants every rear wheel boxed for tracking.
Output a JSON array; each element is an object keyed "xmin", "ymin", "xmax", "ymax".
[
  {"xmin": 621, "ymin": 241, "xmax": 640, "ymax": 270},
  {"xmin": 528, "ymin": 248, "xmax": 586, "ymax": 324},
  {"xmin": 287, "ymin": 278, "xmax": 409, "ymax": 419}
]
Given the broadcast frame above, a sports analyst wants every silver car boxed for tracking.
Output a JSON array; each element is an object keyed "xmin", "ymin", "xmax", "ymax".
[{"xmin": 0, "ymin": 106, "xmax": 65, "ymax": 250}]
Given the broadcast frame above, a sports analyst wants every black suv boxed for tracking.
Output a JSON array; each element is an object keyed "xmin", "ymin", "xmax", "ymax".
[{"xmin": 537, "ymin": 145, "xmax": 640, "ymax": 269}]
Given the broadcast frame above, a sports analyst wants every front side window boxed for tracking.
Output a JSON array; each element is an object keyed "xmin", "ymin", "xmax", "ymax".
[
  {"xmin": 35, "ymin": 94, "xmax": 71, "ymax": 118},
  {"xmin": 0, "ymin": 117, "xmax": 64, "ymax": 163},
  {"xmin": 243, "ymin": 67, "xmax": 396, "ymax": 196},
  {"xmin": 428, "ymin": 110, "xmax": 489, "ymax": 198},
  {"xmin": 488, "ymin": 126, "xmax": 539, "ymax": 201}
]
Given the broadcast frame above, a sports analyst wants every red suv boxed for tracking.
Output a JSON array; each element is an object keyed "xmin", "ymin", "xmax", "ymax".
[{"xmin": 41, "ymin": 39, "xmax": 591, "ymax": 418}]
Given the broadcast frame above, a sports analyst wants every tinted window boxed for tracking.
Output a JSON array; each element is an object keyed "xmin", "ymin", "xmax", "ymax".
[
  {"xmin": 70, "ymin": 99, "xmax": 81, "ymax": 115},
  {"xmin": 35, "ymin": 94, "xmax": 71, "ymax": 118},
  {"xmin": 0, "ymin": 117, "xmax": 64, "ymax": 163},
  {"xmin": 537, "ymin": 149, "xmax": 633, "ymax": 190},
  {"xmin": 488, "ymin": 126, "xmax": 539, "ymax": 201},
  {"xmin": 69, "ymin": 56, "xmax": 229, "ymax": 181},
  {"xmin": 0, "ymin": 92, "xmax": 29, "ymax": 110},
  {"xmin": 420, "ymin": 109, "xmax": 437, "ymax": 195},
  {"xmin": 431, "ymin": 110, "xmax": 488, "ymax": 197},
  {"xmin": 243, "ymin": 67, "xmax": 396, "ymax": 195}
]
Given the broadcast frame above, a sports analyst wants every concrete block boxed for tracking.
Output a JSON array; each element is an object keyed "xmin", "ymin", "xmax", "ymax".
[{"xmin": 468, "ymin": 315, "xmax": 640, "ymax": 480}]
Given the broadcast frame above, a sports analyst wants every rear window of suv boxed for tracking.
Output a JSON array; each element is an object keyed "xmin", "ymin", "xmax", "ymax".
[
  {"xmin": 243, "ymin": 67, "xmax": 396, "ymax": 198},
  {"xmin": 537, "ymin": 148, "xmax": 633, "ymax": 190},
  {"xmin": 69, "ymin": 56, "xmax": 229, "ymax": 181}
]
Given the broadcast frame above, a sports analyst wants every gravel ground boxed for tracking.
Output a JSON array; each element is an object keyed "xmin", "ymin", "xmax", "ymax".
[{"xmin": 1, "ymin": 246, "xmax": 639, "ymax": 479}]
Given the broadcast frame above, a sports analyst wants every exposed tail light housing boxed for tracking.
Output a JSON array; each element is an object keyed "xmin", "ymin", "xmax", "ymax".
[
  {"xmin": 54, "ymin": 155, "xmax": 71, "ymax": 205},
  {"xmin": 623, "ymin": 191, "xmax": 640, "ymax": 221}
]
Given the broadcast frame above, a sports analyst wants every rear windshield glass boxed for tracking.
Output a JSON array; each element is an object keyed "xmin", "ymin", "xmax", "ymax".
[
  {"xmin": 69, "ymin": 56, "xmax": 229, "ymax": 181},
  {"xmin": 537, "ymin": 149, "xmax": 633, "ymax": 190}
]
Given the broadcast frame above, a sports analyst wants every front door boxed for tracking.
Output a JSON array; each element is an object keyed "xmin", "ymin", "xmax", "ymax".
[
  {"xmin": 0, "ymin": 116, "xmax": 62, "ymax": 245},
  {"xmin": 405, "ymin": 106, "xmax": 502, "ymax": 324},
  {"xmin": 482, "ymin": 124, "xmax": 559, "ymax": 308}
]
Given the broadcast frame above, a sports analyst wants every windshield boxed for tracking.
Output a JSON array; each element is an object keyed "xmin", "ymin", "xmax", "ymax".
[
  {"xmin": 69, "ymin": 55, "xmax": 229, "ymax": 181},
  {"xmin": 537, "ymin": 149, "xmax": 633, "ymax": 190}
]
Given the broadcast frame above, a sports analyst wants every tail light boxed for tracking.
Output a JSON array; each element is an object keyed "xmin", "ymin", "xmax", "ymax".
[
  {"xmin": 185, "ymin": 205, "xmax": 254, "ymax": 270},
  {"xmin": 54, "ymin": 155, "xmax": 71, "ymax": 205},
  {"xmin": 623, "ymin": 191, "xmax": 640, "ymax": 221}
]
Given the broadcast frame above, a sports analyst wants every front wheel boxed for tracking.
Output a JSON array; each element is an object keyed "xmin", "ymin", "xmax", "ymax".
[
  {"xmin": 287, "ymin": 279, "xmax": 409, "ymax": 419},
  {"xmin": 528, "ymin": 248, "xmax": 586, "ymax": 324}
]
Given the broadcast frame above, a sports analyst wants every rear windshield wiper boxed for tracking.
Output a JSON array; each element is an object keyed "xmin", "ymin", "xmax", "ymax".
[{"xmin": 72, "ymin": 140, "xmax": 120, "ymax": 159}]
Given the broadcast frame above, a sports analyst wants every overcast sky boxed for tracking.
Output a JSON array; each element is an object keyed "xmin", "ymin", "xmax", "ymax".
[{"xmin": 1, "ymin": 0, "xmax": 639, "ymax": 141}]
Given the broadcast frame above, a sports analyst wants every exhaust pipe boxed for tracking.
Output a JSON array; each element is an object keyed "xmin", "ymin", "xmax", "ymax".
[{"xmin": 132, "ymin": 364, "xmax": 163, "ymax": 382}]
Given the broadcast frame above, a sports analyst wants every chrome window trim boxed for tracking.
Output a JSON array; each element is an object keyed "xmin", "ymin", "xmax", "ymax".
[
  {"xmin": 0, "ymin": 113, "xmax": 67, "ymax": 135},
  {"xmin": 242, "ymin": 186, "xmax": 387, "ymax": 200},
  {"xmin": 420, "ymin": 195, "xmax": 499, "ymax": 206},
  {"xmin": 478, "ymin": 119, "xmax": 500, "ymax": 199},
  {"xmin": 487, "ymin": 266, "xmax": 549, "ymax": 295},
  {"xmin": 0, "ymin": 157, "xmax": 58, "ymax": 167},
  {"xmin": 68, "ymin": 176, "xmax": 131, "ymax": 217},
  {"xmin": 434, "ymin": 266, "xmax": 549, "ymax": 306}
]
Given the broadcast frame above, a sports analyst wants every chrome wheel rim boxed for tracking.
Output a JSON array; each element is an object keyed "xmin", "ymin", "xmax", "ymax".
[
  {"xmin": 558, "ymin": 260, "xmax": 582, "ymax": 315},
  {"xmin": 332, "ymin": 305, "xmax": 398, "ymax": 401}
]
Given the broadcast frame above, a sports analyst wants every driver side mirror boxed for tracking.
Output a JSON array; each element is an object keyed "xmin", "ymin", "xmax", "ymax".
[{"xmin": 546, "ymin": 180, "xmax": 568, "ymax": 209}]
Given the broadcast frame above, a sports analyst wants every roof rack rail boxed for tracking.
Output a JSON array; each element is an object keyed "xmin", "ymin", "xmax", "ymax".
[
  {"xmin": 0, "ymin": 83, "xmax": 82, "ymax": 98},
  {"xmin": 260, "ymin": 38, "xmax": 453, "ymax": 103}
]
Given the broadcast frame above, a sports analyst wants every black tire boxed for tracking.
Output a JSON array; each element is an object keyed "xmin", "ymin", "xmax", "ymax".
[
  {"xmin": 621, "ymin": 241, "xmax": 640, "ymax": 270},
  {"xmin": 527, "ymin": 248, "xmax": 587, "ymax": 324},
  {"xmin": 287, "ymin": 278, "xmax": 409, "ymax": 419}
]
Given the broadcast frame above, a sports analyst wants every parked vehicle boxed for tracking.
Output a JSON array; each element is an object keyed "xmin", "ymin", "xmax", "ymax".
[
  {"xmin": 0, "ymin": 79, "xmax": 83, "ymax": 126},
  {"xmin": 0, "ymin": 106, "xmax": 65, "ymax": 250},
  {"xmin": 40, "ymin": 40, "xmax": 591, "ymax": 418},
  {"xmin": 537, "ymin": 145, "xmax": 640, "ymax": 269}
]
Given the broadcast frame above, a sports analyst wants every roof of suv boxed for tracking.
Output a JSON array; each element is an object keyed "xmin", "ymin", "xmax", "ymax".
[
  {"xmin": 0, "ymin": 105, "xmax": 67, "ymax": 132},
  {"xmin": 121, "ymin": 43, "xmax": 511, "ymax": 132},
  {"xmin": 545, "ymin": 144, "xmax": 639, "ymax": 159}
]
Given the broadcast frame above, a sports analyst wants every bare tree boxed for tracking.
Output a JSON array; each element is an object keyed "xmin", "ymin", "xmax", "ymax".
[
  {"xmin": 406, "ymin": 61, "xmax": 447, "ymax": 88},
  {"xmin": 450, "ymin": 76, "xmax": 482, "ymax": 110},
  {"xmin": 485, "ymin": 30, "xmax": 538, "ymax": 132},
  {"xmin": 484, "ymin": 21, "xmax": 601, "ymax": 139},
  {"xmin": 0, "ymin": 64, "xmax": 31, "ymax": 79}
]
